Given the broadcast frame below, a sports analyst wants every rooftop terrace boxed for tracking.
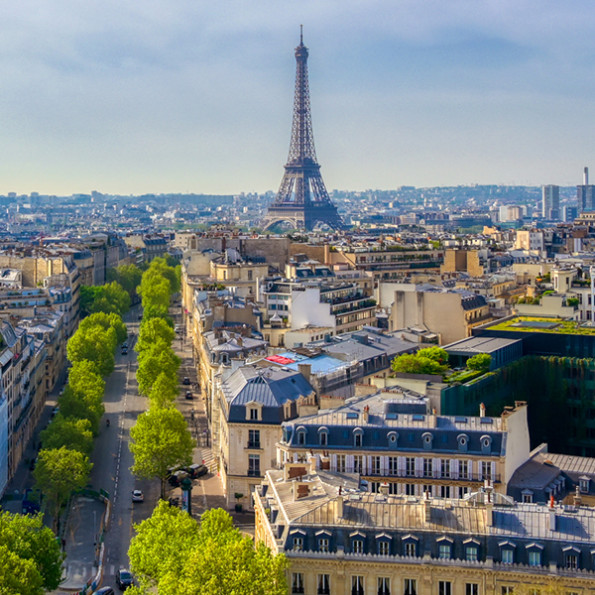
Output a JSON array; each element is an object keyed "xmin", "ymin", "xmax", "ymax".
[{"xmin": 487, "ymin": 316, "xmax": 595, "ymax": 336}]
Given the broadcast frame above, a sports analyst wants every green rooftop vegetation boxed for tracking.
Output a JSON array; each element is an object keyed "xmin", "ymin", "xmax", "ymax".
[{"xmin": 488, "ymin": 316, "xmax": 595, "ymax": 335}]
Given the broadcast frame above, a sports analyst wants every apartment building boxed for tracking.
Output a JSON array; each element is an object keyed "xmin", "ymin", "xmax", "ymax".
[
  {"xmin": 255, "ymin": 469, "xmax": 594, "ymax": 595},
  {"xmin": 277, "ymin": 395, "xmax": 531, "ymax": 499}
]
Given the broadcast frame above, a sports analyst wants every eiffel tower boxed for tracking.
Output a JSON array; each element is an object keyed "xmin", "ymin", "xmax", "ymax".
[{"xmin": 263, "ymin": 28, "xmax": 343, "ymax": 231}]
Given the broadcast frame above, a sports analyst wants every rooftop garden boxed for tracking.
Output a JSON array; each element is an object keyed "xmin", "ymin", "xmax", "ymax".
[{"xmin": 488, "ymin": 316, "xmax": 595, "ymax": 335}]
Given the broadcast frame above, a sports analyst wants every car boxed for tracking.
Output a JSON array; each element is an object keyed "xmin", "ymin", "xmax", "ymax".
[
  {"xmin": 116, "ymin": 568, "xmax": 134, "ymax": 590},
  {"xmin": 122, "ymin": 342, "xmax": 128, "ymax": 349},
  {"xmin": 132, "ymin": 490, "xmax": 144, "ymax": 502},
  {"xmin": 186, "ymin": 463, "xmax": 208, "ymax": 479},
  {"xmin": 182, "ymin": 377, "xmax": 191, "ymax": 385},
  {"xmin": 168, "ymin": 470, "xmax": 189, "ymax": 487},
  {"xmin": 93, "ymin": 588, "xmax": 115, "ymax": 595},
  {"xmin": 121, "ymin": 347, "xmax": 128, "ymax": 355},
  {"xmin": 185, "ymin": 390, "xmax": 193, "ymax": 400}
]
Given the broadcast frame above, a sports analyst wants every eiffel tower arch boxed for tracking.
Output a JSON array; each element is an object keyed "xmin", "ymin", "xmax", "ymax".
[{"xmin": 262, "ymin": 29, "xmax": 343, "ymax": 231}]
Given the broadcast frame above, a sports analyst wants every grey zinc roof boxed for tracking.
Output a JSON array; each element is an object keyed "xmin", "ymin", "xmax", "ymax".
[
  {"xmin": 445, "ymin": 336, "xmax": 522, "ymax": 355},
  {"xmin": 546, "ymin": 453, "xmax": 595, "ymax": 477}
]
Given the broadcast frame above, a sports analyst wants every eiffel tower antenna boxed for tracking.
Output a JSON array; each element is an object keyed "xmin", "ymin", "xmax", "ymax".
[{"xmin": 262, "ymin": 29, "xmax": 343, "ymax": 231}]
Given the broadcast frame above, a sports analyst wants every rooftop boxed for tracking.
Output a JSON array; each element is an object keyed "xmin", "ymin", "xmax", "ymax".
[{"xmin": 486, "ymin": 316, "xmax": 595, "ymax": 336}]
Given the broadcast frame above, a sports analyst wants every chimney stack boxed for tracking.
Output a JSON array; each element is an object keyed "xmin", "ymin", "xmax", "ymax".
[
  {"xmin": 479, "ymin": 402, "xmax": 486, "ymax": 417},
  {"xmin": 424, "ymin": 491, "xmax": 432, "ymax": 523},
  {"xmin": 549, "ymin": 493, "xmax": 556, "ymax": 531},
  {"xmin": 362, "ymin": 405, "xmax": 370, "ymax": 424},
  {"xmin": 335, "ymin": 494, "xmax": 344, "ymax": 519},
  {"xmin": 574, "ymin": 485, "xmax": 582, "ymax": 508},
  {"xmin": 585, "ymin": 166, "xmax": 589, "ymax": 186},
  {"xmin": 379, "ymin": 482, "xmax": 389, "ymax": 496}
]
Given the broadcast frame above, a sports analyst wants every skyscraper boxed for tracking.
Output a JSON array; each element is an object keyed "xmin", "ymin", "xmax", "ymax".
[
  {"xmin": 577, "ymin": 167, "xmax": 595, "ymax": 213},
  {"xmin": 542, "ymin": 185, "xmax": 559, "ymax": 219},
  {"xmin": 262, "ymin": 29, "xmax": 343, "ymax": 231}
]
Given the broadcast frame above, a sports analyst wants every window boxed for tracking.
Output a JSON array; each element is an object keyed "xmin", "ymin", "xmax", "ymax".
[
  {"xmin": 579, "ymin": 477, "xmax": 590, "ymax": 493},
  {"xmin": 441, "ymin": 459, "xmax": 451, "ymax": 478},
  {"xmin": 249, "ymin": 408, "xmax": 258, "ymax": 420},
  {"xmin": 423, "ymin": 458, "xmax": 432, "ymax": 477},
  {"xmin": 292, "ymin": 573, "xmax": 305, "ymax": 594},
  {"xmin": 501, "ymin": 548, "xmax": 514, "ymax": 564},
  {"xmin": 354, "ymin": 455, "xmax": 363, "ymax": 474},
  {"xmin": 336, "ymin": 454, "xmax": 346, "ymax": 473},
  {"xmin": 439, "ymin": 544, "xmax": 451, "ymax": 559},
  {"xmin": 404, "ymin": 579, "xmax": 417, "ymax": 595},
  {"xmin": 378, "ymin": 577, "xmax": 390, "ymax": 595},
  {"xmin": 439, "ymin": 581, "xmax": 452, "ymax": 595},
  {"xmin": 466, "ymin": 545, "xmax": 478, "ymax": 561},
  {"xmin": 378, "ymin": 540, "xmax": 390, "ymax": 555},
  {"xmin": 319, "ymin": 431, "xmax": 327, "ymax": 446},
  {"xmin": 406, "ymin": 457, "xmax": 415, "ymax": 476},
  {"xmin": 318, "ymin": 538, "xmax": 329, "ymax": 553},
  {"xmin": 388, "ymin": 456, "xmax": 398, "ymax": 475},
  {"xmin": 248, "ymin": 429, "xmax": 260, "ymax": 448},
  {"xmin": 354, "ymin": 431, "xmax": 363, "ymax": 447},
  {"xmin": 501, "ymin": 588, "xmax": 514, "ymax": 595},
  {"xmin": 292, "ymin": 537, "xmax": 303, "ymax": 551},
  {"xmin": 318, "ymin": 574, "xmax": 330, "ymax": 595},
  {"xmin": 406, "ymin": 483, "xmax": 415, "ymax": 496},
  {"xmin": 466, "ymin": 584, "xmax": 478, "ymax": 595},
  {"xmin": 352, "ymin": 539, "xmax": 364, "ymax": 553},
  {"xmin": 522, "ymin": 491, "xmax": 534, "ymax": 503},
  {"xmin": 565, "ymin": 553, "xmax": 578, "ymax": 569},
  {"xmin": 440, "ymin": 485, "xmax": 450, "ymax": 498},
  {"xmin": 371, "ymin": 456, "xmax": 381, "ymax": 475},
  {"xmin": 528, "ymin": 550, "xmax": 541, "ymax": 566},
  {"xmin": 248, "ymin": 454, "xmax": 260, "ymax": 476},
  {"xmin": 404, "ymin": 541, "xmax": 416, "ymax": 557},
  {"xmin": 460, "ymin": 460, "xmax": 469, "ymax": 479},
  {"xmin": 480, "ymin": 461, "xmax": 491, "ymax": 481},
  {"xmin": 352, "ymin": 575, "xmax": 365, "ymax": 595}
]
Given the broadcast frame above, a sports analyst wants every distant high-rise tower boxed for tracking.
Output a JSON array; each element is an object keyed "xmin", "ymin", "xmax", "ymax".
[
  {"xmin": 262, "ymin": 28, "xmax": 343, "ymax": 231},
  {"xmin": 542, "ymin": 185, "xmax": 559, "ymax": 219},
  {"xmin": 577, "ymin": 167, "xmax": 595, "ymax": 213}
]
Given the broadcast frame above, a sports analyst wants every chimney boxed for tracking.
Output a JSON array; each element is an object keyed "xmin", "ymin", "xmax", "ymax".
[
  {"xmin": 479, "ymin": 402, "xmax": 486, "ymax": 417},
  {"xmin": 362, "ymin": 405, "xmax": 370, "ymax": 424},
  {"xmin": 548, "ymin": 493, "xmax": 556, "ymax": 531},
  {"xmin": 574, "ymin": 485, "xmax": 582, "ymax": 508},
  {"xmin": 585, "ymin": 166, "xmax": 589, "ymax": 186},
  {"xmin": 335, "ymin": 495, "xmax": 344, "ymax": 519},
  {"xmin": 379, "ymin": 482, "xmax": 389, "ymax": 496},
  {"xmin": 424, "ymin": 491, "xmax": 432, "ymax": 523},
  {"xmin": 486, "ymin": 502, "xmax": 494, "ymax": 526},
  {"xmin": 297, "ymin": 363, "xmax": 312, "ymax": 383}
]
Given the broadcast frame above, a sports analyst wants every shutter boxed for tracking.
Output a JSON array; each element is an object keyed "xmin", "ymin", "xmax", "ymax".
[
  {"xmin": 397, "ymin": 456, "xmax": 406, "ymax": 476},
  {"xmin": 331, "ymin": 454, "xmax": 337, "ymax": 471},
  {"xmin": 380, "ymin": 456, "xmax": 386, "ymax": 475},
  {"xmin": 415, "ymin": 457, "xmax": 423, "ymax": 477},
  {"xmin": 452, "ymin": 459, "xmax": 459, "ymax": 480},
  {"xmin": 346, "ymin": 455, "xmax": 354, "ymax": 474},
  {"xmin": 468, "ymin": 459, "xmax": 474, "ymax": 480},
  {"xmin": 433, "ymin": 458, "xmax": 441, "ymax": 478},
  {"xmin": 491, "ymin": 462, "xmax": 496, "ymax": 481}
]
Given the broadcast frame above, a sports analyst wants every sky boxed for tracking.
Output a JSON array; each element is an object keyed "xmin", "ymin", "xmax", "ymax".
[{"xmin": 2, "ymin": 1, "xmax": 595, "ymax": 196}]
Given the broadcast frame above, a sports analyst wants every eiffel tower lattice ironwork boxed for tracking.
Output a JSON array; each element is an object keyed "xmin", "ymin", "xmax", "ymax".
[{"xmin": 263, "ymin": 28, "xmax": 343, "ymax": 231}]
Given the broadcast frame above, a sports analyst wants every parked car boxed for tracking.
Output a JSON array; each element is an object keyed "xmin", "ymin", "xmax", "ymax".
[
  {"xmin": 182, "ymin": 377, "xmax": 191, "ymax": 385},
  {"xmin": 121, "ymin": 347, "xmax": 128, "ymax": 355},
  {"xmin": 186, "ymin": 463, "xmax": 208, "ymax": 479},
  {"xmin": 185, "ymin": 390, "xmax": 193, "ymax": 400},
  {"xmin": 116, "ymin": 568, "xmax": 134, "ymax": 590},
  {"xmin": 132, "ymin": 490, "xmax": 144, "ymax": 502},
  {"xmin": 168, "ymin": 470, "xmax": 189, "ymax": 487},
  {"xmin": 93, "ymin": 588, "xmax": 115, "ymax": 595}
]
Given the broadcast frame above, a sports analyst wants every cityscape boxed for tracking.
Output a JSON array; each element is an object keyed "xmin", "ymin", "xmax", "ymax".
[{"xmin": 3, "ymin": 3, "xmax": 595, "ymax": 595}]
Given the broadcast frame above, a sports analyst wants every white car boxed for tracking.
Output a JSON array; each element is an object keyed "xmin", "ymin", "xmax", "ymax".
[{"xmin": 132, "ymin": 490, "xmax": 144, "ymax": 502}]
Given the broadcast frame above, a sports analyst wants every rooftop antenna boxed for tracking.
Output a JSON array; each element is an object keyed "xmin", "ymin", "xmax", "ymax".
[{"xmin": 300, "ymin": 24, "xmax": 303, "ymax": 44}]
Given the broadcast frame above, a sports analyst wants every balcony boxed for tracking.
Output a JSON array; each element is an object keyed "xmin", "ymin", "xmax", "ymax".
[
  {"xmin": 358, "ymin": 469, "xmax": 501, "ymax": 483},
  {"xmin": 247, "ymin": 468, "xmax": 261, "ymax": 477},
  {"xmin": 246, "ymin": 441, "xmax": 261, "ymax": 449}
]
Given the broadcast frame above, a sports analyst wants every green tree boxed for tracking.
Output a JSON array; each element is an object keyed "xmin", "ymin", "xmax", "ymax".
[
  {"xmin": 148, "ymin": 372, "xmax": 179, "ymax": 408},
  {"xmin": 79, "ymin": 312, "xmax": 127, "ymax": 346},
  {"xmin": 80, "ymin": 285, "xmax": 101, "ymax": 317},
  {"xmin": 466, "ymin": 353, "xmax": 492, "ymax": 372},
  {"xmin": 40, "ymin": 415, "xmax": 94, "ymax": 455},
  {"xmin": 0, "ymin": 544, "xmax": 44, "ymax": 595},
  {"xmin": 128, "ymin": 504, "xmax": 287, "ymax": 595},
  {"xmin": 58, "ymin": 385, "xmax": 104, "ymax": 435},
  {"xmin": 136, "ymin": 347, "xmax": 181, "ymax": 396},
  {"xmin": 33, "ymin": 447, "xmax": 92, "ymax": 531},
  {"xmin": 416, "ymin": 346, "xmax": 449, "ymax": 365},
  {"xmin": 391, "ymin": 353, "xmax": 447, "ymax": 375},
  {"xmin": 108, "ymin": 264, "xmax": 143, "ymax": 299},
  {"xmin": 130, "ymin": 408, "xmax": 194, "ymax": 498},
  {"xmin": 0, "ymin": 510, "xmax": 64, "ymax": 591},
  {"xmin": 136, "ymin": 317, "xmax": 175, "ymax": 353},
  {"xmin": 67, "ymin": 325, "xmax": 116, "ymax": 377},
  {"xmin": 91, "ymin": 281, "xmax": 131, "ymax": 316},
  {"xmin": 68, "ymin": 360, "xmax": 105, "ymax": 401}
]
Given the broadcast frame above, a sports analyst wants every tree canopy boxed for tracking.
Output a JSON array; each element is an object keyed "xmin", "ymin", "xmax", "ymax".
[
  {"xmin": 466, "ymin": 353, "xmax": 492, "ymax": 372},
  {"xmin": 391, "ymin": 350, "xmax": 449, "ymax": 376},
  {"xmin": 136, "ymin": 347, "xmax": 181, "ymax": 396},
  {"xmin": 33, "ymin": 447, "xmax": 92, "ymax": 531},
  {"xmin": 67, "ymin": 325, "xmax": 116, "ymax": 377},
  {"xmin": 0, "ymin": 511, "xmax": 64, "ymax": 593},
  {"xmin": 148, "ymin": 372, "xmax": 179, "ymax": 409},
  {"xmin": 80, "ymin": 281, "xmax": 131, "ymax": 317},
  {"xmin": 40, "ymin": 415, "xmax": 94, "ymax": 455},
  {"xmin": 107, "ymin": 264, "xmax": 143, "ymax": 299},
  {"xmin": 136, "ymin": 317, "xmax": 175, "ymax": 353},
  {"xmin": 128, "ymin": 503, "xmax": 287, "ymax": 595},
  {"xmin": 57, "ymin": 385, "xmax": 104, "ymax": 435},
  {"xmin": 130, "ymin": 408, "xmax": 194, "ymax": 498}
]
